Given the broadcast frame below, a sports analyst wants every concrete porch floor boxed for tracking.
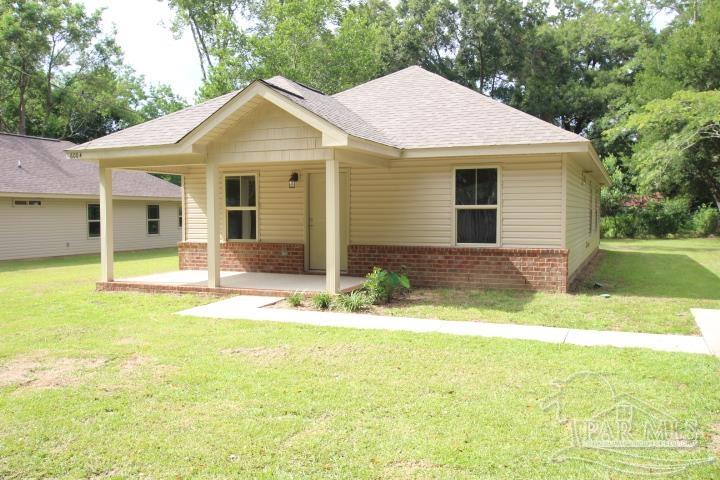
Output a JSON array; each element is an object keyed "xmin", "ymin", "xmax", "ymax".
[{"xmin": 103, "ymin": 269, "xmax": 365, "ymax": 296}]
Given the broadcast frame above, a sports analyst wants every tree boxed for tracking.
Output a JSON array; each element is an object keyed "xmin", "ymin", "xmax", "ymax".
[
  {"xmin": 608, "ymin": 90, "xmax": 720, "ymax": 210},
  {"xmin": 0, "ymin": 0, "xmax": 187, "ymax": 142}
]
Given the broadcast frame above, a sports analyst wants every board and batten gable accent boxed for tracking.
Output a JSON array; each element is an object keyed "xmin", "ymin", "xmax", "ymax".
[
  {"xmin": 0, "ymin": 198, "xmax": 180, "ymax": 261},
  {"xmin": 565, "ymin": 159, "xmax": 601, "ymax": 280}
]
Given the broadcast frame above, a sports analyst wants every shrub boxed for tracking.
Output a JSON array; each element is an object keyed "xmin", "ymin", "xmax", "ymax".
[
  {"xmin": 333, "ymin": 290, "xmax": 372, "ymax": 312},
  {"xmin": 600, "ymin": 197, "xmax": 693, "ymax": 238},
  {"xmin": 287, "ymin": 292, "xmax": 303, "ymax": 307},
  {"xmin": 364, "ymin": 267, "xmax": 411, "ymax": 304},
  {"xmin": 311, "ymin": 292, "xmax": 333, "ymax": 310},
  {"xmin": 692, "ymin": 205, "xmax": 720, "ymax": 236}
]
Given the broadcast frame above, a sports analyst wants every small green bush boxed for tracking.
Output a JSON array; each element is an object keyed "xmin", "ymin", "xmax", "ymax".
[
  {"xmin": 601, "ymin": 197, "xmax": 694, "ymax": 238},
  {"xmin": 692, "ymin": 205, "xmax": 720, "ymax": 236},
  {"xmin": 287, "ymin": 292, "xmax": 303, "ymax": 307},
  {"xmin": 311, "ymin": 292, "xmax": 333, "ymax": 310},
  {"xmin": 333, "ymin": 290, "xmax": 372, "ymax": 312},
  {"xmin": 364, "ymin": 267, "xmax": 411, "ymax": 304}
]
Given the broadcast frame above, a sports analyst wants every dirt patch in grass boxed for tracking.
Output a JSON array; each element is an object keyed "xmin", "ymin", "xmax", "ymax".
[
  {"xmin": 383, "ymin": 459, "xmax": 441, "ymax": 477},
  {"xmin": 0, "ymin": 354, "xmax": 106, "ymax": 389},
  {"xmin": 709, "ymin": 422, "xmax": 720, "ymax": 456},
  {"xmin": 114, "ymin": 337, "xmax": 147, "ymax": 346},
  {"xmin": 221, "ymin": 345, "xmax": 290, "ymax": 361},
  {"xmin": 119, "ymin": 354, "xmax": 153, "ymax": 373}
]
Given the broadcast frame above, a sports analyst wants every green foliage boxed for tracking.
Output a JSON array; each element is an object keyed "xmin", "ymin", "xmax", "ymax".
[
  {"xmin": 600, "ymin": 197, "xmax": 694, "ymax": 238},
  {"xmin": 332, "ymin": 290, "xmax": 372, "ymax": 312},
  {"xmin": 311, "ymin": 292, "xmax": 333, "ymax": 310},
  {"xmin": 608, "ymin": 90, "xmax": 720, "ymax": 211},
  {"xmin": 0, "ymin": 0, "xmax": 187, "ymax": 141},
  {"xmin": 287, "ymin": 291, "xmax": 303, "ymax": 307},
  {"xmin": 692, "ymin": 205, "xmax": 720, "ymax": 236},
  {"xmin": 364, "ymin": 267, "xmax": 411, "ymax": 304}
]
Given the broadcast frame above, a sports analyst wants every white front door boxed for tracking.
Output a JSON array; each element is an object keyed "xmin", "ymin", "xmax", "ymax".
[{"xmin": 308, "ymin": 172, "xmax": 349, "ymax": 271}]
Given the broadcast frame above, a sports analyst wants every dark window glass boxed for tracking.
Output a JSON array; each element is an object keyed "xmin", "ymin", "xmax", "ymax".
[
  {"xmin": 178, "ymin": 207, "xmax": 183, "ymax": 227},
  {"xmin": 475, "ymin": 169, "xmax": 497, "ymax": 205},
  {"xmin": 227, "ymin": 210, "xmax": 257, "ymax": 240},
  {"xmin": 28, "ymin": 200, "xmax": 42, "ymax": 206},
  {"xmin": 147, "ymin": 204, "xmax": 160, "ymax": 220},
  {"xmin": 88, "ymin": 204, "xmax": 100, "ymax": 221},
  {"xmin": 88, "ymin": 221, "xmax": 100, "ymax": 237},
  {"xmin": 457, "ymin": 209, "xmax": 497, "ymax": 244},
  {"xmin": 147, "ymin": 220, "xmax": 159, "ymax": 235},
  {"xmin": 455, "ymin": 169, "xmax": 497, "ymax": 205},
  {"xmin": 225, "ymin": 176, "xmax": 256, "ymax": 207},
  {"xmin": 455, "ymin": 169, "xmax": 476, "ymax": 205}
]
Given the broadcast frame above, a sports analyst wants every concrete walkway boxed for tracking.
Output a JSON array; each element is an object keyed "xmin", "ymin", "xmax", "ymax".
[
  {"xmin": 691, "ymin": 308, "xmax": 720, "ymax": 357},
  {"xmin": 176, "ymin": 296, "xmax": 712, "ymax": 355}
]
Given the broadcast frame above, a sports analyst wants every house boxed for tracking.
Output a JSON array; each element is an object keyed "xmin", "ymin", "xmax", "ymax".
[
  {"xmin": 65, "ymin": 66, "xmax": 609, "ymax": 294},
  {"xmin": 0, "ymin": 133, "xmax": 182, "ymax": 261}
]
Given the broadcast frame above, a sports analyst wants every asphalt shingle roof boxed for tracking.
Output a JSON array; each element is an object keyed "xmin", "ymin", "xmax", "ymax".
[
  {"xmin": 0, "ymin": 133, "xmax": 181, "ymax": 198},
  {"xmin": 332, "ymin": 66, "xmax": 586, "ymax": 148},
  {"xmin": 69, "ymin": 66, "xmax": 588, "ymax": 152}
]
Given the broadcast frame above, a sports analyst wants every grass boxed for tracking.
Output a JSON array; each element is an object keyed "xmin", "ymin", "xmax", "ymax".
[
  {"xmin": 381, "ymin": 238, "xmax": 720, "ymax": 335},
  {"xmin": 0, "ymin": 247, "xmax": 719, "ymax": 478}
]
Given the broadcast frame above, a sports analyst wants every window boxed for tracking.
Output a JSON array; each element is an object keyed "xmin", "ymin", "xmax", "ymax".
[
  {"xmin": 225, "ymin": 175, "xmax": 257, "ymax": 241},
  {"xmin": 178, "ymin": 206, "xmax": 183, "ymax": 228},
  {"xmin": 455, "ymin": 168, "xmax": 498, "ymax": 244},
  {"xmin": 147, "ymin": 204, "xmax": 160, "ymax": 235},
  {"xmin": 13, "ymin": 199, "xmax": 41, "ymax": 206},
  {"xmin": 88, "ymin": 204, "xmax": 100, "ymax": 237}
]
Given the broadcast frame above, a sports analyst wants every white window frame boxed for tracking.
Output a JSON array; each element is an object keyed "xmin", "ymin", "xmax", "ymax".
[
  {"xmin": 13, "ymin": 199, "xmax": 42, "ymax": 207},
  {"xmin": 146, "ymin": 204, "xmax": 160, "ymax": 235},
  {"xmin": 452, "ymin": 166, "xmax": 502, "ymax": 247},
  {"xmin": 87, "ymin": 203, "xmax": 101, "ymax": 238},
  {"xmin": 224, "ymin": 173, "xmax": 259, "ymax": 243}
]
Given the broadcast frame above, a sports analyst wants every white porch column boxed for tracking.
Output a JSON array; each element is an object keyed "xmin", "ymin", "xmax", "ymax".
[
  {"xmin": 99, "ymin": 166, "xmax": 114, "ymax": 282},
  {"xmin": 325, "ymin": 156, "xmax": 341, "ymax": 293},
  {"xmin": 206, "ymin": 161, "xmax": 221, "ymax": 288}
]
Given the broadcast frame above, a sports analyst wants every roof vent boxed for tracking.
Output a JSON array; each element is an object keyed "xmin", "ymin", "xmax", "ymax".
[{"xmin": 17, "ymin": 160, "xmax": 22, "ymax": 169}]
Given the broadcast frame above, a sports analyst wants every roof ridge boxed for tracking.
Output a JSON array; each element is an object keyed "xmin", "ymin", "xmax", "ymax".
[{"xmin": 0, "ymin": 132, "xmax": 68, "ymax": 143}]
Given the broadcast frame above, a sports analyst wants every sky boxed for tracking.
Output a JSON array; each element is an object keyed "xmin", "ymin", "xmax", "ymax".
[
  {"xmin": 78, "ymin": 0, "xmax": 203, "ymax": 102},
  {"xmin": 79, "ymin": 0, "xmax": 677, "ymax": 104}
]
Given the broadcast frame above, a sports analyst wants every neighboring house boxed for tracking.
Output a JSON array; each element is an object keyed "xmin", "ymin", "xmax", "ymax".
[
  {"xmin": 0, "ymin": 133, "xmax": 182, "ymax": 261},
  {"xmin": 67, "ymin": 66, "xmax": 609, "ymax": 293}
]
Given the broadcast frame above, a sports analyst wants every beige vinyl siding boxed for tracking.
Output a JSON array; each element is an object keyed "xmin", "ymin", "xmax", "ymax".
[
  {"xmin": 182, "ymin": 101, "xmax": 565, "ymax": 250},
  {"xmin": 565, "ymin": 159, "xmax": 601, "ymax": 278},
  {"xmin": 183, "ymin": 165, "xmax": 208, "ymax": 241},
  {"xmin": 351, "ymin": 156, "xmax": 563, "ymax": 247},
  {"xmin": 184, "ymin": 155, "xmax": 564, "ymax": 249},
  {"xmin": 0, "ymin": 198, "xmax": 181, "ymax": 261}
]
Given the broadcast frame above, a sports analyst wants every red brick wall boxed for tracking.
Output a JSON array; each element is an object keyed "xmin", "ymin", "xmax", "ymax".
[
  {"xmin": 348, "ymin": 245, "xmax": 569, "ymax": 292},
  {"xmin": 178, "ymin": 242, "xmax": 304, "ymax": 274}
]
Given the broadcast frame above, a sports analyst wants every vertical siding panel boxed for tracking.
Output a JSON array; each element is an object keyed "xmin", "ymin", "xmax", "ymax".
[{"xmin": 565, "ymin": 161, "xmax": 600, "ymax": 277}]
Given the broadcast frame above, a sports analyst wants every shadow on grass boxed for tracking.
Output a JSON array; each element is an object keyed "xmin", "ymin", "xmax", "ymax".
[
  {"xmin": 0, "ymin": 247, "xmax": 178, "ymax": 274},
  {"xmin": 580, "ymin": 250, "xmax": 720, "ymax": 300}
]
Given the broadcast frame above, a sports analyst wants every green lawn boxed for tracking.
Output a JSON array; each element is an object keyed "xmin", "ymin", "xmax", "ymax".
[
  {"xmin": 0, "ymin": 247, "xmax": 719, "ymax": 478},
  {"xmin": 381, "ymin": 238, "xmax": 720, "ymax": 335}
]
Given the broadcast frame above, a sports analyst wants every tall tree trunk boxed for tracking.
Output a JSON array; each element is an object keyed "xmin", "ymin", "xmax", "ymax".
[{"xmin": 18, "ymin": 73, "xmax": 28, "ymax": 135}]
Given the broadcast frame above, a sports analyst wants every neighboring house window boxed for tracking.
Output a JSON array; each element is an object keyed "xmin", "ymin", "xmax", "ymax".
[
  {"xmin": 147, "ymin": 205, "xmax": 160, "ymax": 235},
  {"xmin": 225, "ymin": 175, "xmax": 257, "ymax": 241},
  {"xmin": 178, "ymin": 206, "xmax": 183, "ymax": 228},
  {"xmin": 454, "ymin": 168, "xmax": 498, "ymax": 244},
  {"xmin": 13, "ymin": 199, "xmax": 42, "ymax": 206},
  {"xmin": 88, "ymin": 204, "xmax": 100, "ymax": 238}
]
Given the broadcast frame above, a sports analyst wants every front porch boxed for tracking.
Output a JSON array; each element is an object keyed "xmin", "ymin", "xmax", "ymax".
[{"xmin": 97, "ymin": 270, "xmax": 365, "ymax": 297}]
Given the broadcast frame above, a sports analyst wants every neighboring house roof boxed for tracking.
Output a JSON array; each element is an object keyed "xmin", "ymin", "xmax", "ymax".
[
  {"xmin": 67, "ymin": 66, "xmax": 588, "ymax": 152},
  {"xmin": 0, "ymin": 133, "xmax": 181, "ymax": 199}
]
